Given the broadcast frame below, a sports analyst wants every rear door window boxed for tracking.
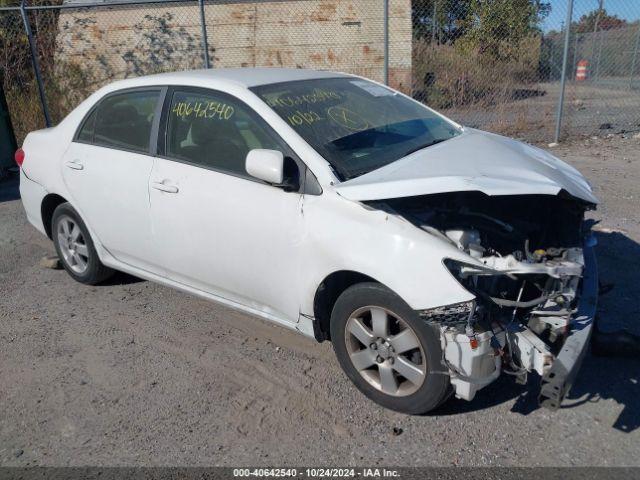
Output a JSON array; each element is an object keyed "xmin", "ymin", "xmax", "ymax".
[
  {"xmin": 77, "ymin": 108, "xmax": 97, "ymax": 143},
  {"xmin": 89, "ymin": 90, "xmax": 160, "ymax": 153}
]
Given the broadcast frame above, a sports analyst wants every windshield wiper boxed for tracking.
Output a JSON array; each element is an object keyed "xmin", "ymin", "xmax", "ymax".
[{"xmin": 399, "ymin": 138, "xmax": 448, "ymax": 158}]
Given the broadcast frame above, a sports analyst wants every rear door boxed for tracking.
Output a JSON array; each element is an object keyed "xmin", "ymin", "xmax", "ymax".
[
  {"xmin": 149, "ymin": 87, "xmax": 306, "ymax": 322},
  {"xmin": 62, "ymin": 88, "xmax": 166, "ymax": 274}
]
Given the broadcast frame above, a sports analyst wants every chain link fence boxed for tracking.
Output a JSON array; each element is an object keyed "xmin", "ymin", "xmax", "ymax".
[
  {"xmin": 559, "ymin": 2, "xmax": 640, "ymax": 140},
  {"xmin": 408, "ymin": 0, "xmax": 640, "ymax": 143},
  {"xmin": 1, "ymin": 0, "xmax": 639, "ymax": 146}
]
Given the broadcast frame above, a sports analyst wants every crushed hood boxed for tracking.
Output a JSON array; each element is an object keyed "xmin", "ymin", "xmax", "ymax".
[{"xmin": 334, "ymin": 129, "xmax": 598, "ymax": 204}]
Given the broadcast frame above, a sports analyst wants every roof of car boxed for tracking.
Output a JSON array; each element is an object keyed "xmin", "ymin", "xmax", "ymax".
[{"xmin": 115, "ymin": 68, "xmax": 351, "ymax": 89}]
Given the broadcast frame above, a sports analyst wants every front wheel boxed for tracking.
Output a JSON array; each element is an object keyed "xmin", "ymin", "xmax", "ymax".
[{"xmin": 330, "ymin": 282, "xmax": 451, "ymax": 414}]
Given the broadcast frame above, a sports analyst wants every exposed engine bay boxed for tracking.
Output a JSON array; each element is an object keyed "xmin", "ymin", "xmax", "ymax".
[{"xmin": 368, "ymin": 191, "xmax": 597, "ymax": 406}]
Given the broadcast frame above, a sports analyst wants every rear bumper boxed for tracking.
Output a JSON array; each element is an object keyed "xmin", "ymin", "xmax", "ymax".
[{"xmin": 538, "ymin": 244, "xmax": 598, "ymax": 410}]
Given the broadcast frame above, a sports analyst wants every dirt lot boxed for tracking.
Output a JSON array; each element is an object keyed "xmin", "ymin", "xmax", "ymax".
[{"xmin": 1, "ymin": 135, "xmax": 639, "ymax": 467}]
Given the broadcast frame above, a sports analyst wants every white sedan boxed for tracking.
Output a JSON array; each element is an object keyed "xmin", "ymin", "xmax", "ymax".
[{"xmin": 18, "ymin": 68, "xmax": 598, "ymax": 414}]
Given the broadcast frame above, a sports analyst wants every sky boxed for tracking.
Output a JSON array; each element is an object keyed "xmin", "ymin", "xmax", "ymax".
[{"xmin": 543, "ymin": 0, "xmax": 640, "ymax": 32}]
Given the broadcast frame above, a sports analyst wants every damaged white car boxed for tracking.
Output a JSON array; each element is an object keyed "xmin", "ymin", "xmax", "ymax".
[{"xmin": 18, "ymin": 68, "xmax": 598, "ymax": 414}]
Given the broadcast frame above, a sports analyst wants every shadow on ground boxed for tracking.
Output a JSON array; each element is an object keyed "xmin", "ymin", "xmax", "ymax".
[
  {"xmin": 433, "ymin": 231, "xmax": 640, "ymax": 433},
  {"xmin": 100, "ymin": 270, "xmax": 145, "ymax": 286}
]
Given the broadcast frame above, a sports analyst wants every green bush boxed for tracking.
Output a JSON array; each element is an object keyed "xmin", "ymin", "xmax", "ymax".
[{"xmin": 412, "ymin": 36, "xmax": 543, "ymax": 109}]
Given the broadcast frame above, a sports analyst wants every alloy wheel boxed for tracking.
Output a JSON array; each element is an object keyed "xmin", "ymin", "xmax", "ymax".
[
  {"xmin": 56, "ymin": 214, "xmax": 89, "ymax": 275},
  {"xmin": 344, "ymin": 306, "xmax": 426, "ymax": 397}
]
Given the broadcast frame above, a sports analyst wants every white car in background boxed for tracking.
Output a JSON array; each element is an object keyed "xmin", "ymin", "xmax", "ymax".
[{"xmin": 17, "ymin": 68, "xmax": 598, "ymax": 414}]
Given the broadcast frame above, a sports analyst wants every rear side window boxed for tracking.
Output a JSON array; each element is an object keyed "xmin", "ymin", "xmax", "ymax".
[
  {"xmin": 80, "ymin": 90, "xmax": 160, "ymax": 153},
  {"xmin": 77, "ymin": 108, "xmax": 97, "ymax": 143}
]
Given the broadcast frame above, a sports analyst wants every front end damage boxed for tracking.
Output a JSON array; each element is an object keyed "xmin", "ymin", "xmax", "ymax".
[{"xmin": 369, "ymin": 191, "xmax": 598, "ymax": 409}]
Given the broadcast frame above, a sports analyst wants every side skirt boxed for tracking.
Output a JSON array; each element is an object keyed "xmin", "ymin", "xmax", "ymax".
[{"xmin": 97, "ymin": 247, "xmax": 316, "ymax": 340}]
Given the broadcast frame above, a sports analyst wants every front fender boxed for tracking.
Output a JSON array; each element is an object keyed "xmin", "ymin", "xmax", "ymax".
[{"xmin": 300, "ymin": 193, "xmax": 474, "ymax": 316}]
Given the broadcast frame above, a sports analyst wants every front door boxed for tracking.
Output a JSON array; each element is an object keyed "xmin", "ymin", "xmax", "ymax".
[{"xmin": 149, "ymin": 88, "xmax": 305, "ymax": 322}]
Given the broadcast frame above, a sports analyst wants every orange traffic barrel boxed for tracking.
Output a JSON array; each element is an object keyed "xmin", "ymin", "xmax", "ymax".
[{"xmin": 576, "ymin": 60, "xmax": 588, "ymax": 81}]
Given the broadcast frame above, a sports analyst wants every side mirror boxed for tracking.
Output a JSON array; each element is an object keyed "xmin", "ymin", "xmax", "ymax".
[{"xmin": 246, "ymin": 149, "xmax": 284, "ymax": 185}]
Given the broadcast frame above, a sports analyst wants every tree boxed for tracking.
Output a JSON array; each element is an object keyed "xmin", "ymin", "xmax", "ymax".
[
  {"xmin": 412, "ymin": 0, "xmax": 471, "ymax": 43},
  {"xmin": 413, "ymin": 0, "xmax": 551, "ymax": 51},
  {"xmin": 456, "ymin": 0, "xmax": 550, "ymax": 61},
  {"xmin": 574, "ymin": 8, "xmax": 627, "ymax": 33}
]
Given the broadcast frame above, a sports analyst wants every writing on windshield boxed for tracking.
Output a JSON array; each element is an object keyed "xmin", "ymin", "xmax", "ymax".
[{"xmin": 252, "ymin": 78, "xmax": 460, "ymax": 180}]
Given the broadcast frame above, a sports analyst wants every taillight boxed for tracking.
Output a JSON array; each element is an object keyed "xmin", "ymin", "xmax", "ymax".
[{"xmin": 14, "ymin": 148, "xmax": 25, "ymax": 167}]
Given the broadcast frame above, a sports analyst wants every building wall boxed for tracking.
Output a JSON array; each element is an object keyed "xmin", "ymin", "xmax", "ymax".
[{"xmin": 56, "ymin": 0, "xmax": 412, "ymax": 92}]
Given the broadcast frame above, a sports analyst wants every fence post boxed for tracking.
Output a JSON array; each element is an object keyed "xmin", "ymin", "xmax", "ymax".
[
  {"xmin": 431, "ymin": 1, "xmax": 436, "ymax": 43},
  {"xmin": 573, "ymin": 30, "xmax": 578, "ymax": 77},
  {"xmin": 199, "ymin": 0, "xmax": 211, "ymax": 68},
  {"xmin": 589, "ymin": 0, "xmax": 603, "ymax": 64},
  {"xmin": 594, "ymin": 29, "xmax": 604, "ymax": 81},
  {"xmin": 20, "ymin": 0, "xmax": 51, "ymax": 128},
  {"xmin": 383, "ymin": 0, "xmax": 389, "ymax": 86},
  {"xmin": 554, "ymin": 0, "xmax": 574, "ymax": 144},
  {"xmin": 629, "ymin": 23, "xmax": 640, "ymax": 90}
]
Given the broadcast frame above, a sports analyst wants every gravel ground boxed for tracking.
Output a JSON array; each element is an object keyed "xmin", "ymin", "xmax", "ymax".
[{"xmin": 0, "ymin": 135, "xmax": 639, "ymax": 467}]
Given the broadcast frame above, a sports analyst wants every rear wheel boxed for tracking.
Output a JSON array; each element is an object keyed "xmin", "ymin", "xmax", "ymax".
[
  {"xmin": 52, "ymin": 203, "xmax": 114, "ymax": 285},
  {"xmin": 330, "ymin": 282, "xmax": 451, "ymax": 414}
]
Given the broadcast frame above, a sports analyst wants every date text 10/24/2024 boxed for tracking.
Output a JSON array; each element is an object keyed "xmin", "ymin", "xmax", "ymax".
[{"xmin": 233, "ymin": 468, "xmax": 400, "ymax": 478}]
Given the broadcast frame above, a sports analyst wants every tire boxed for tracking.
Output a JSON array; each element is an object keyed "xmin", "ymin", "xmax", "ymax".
[
  {"xmin": 330, "ymin": 282, "xmax": 451, "ymax": 414},
  {"xmin": 51, "ymin": 203, "xmax": 114, "ymax": 285}
]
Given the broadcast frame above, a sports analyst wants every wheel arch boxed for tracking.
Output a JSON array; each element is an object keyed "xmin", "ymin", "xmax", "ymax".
[
  {"xmin": 41, "ymin": 193, "xmax": 69, "ymax": 239},
  {"xmin": 312, "ymin": 270, "xmax": 380, "ymax": 342}
]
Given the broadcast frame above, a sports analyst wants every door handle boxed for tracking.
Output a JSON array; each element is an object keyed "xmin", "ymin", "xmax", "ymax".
[
  {"xmin": 65, "ymin": 160, "xmax": 84, "ymax": 170},
  {"xmin": 151, "ymin": 181, "xmax": 179, "ymax": 194}
]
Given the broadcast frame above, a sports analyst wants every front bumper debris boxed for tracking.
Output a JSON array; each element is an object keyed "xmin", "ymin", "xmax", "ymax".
[{"xmin": 538, "ymin": 244, "xmax": 598, "ymax": 410}]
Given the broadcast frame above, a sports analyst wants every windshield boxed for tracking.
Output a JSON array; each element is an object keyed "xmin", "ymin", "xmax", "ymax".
[{"xmin": 251, "ymin": 77, "xmax": 460, "ymax": 180}]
